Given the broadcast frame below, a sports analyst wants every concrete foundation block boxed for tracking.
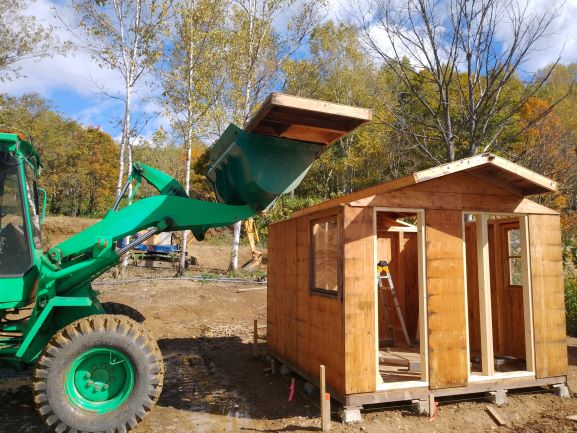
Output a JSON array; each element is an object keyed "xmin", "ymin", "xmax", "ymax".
[
  {"xmin": 411, "ymin": 398, "xmax": 430, "ymax": 415},
  {"xmin": 553, "ymin": 383, "xmax": 571, "ymax": 398},
  {"xmin": 280, "ymin": 364, "xmax": 291, "ymax": 376},
  {"xmin": 487, "ymin": 389, "xmax": 507, "ymax": 406},
  {"xmin": 339, "ymin": 406, "xmax": 362, "ymax": 424}
]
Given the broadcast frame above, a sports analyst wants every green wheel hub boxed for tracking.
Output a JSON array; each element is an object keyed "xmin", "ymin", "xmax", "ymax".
[{"xmin": 65, "ymin": 348, "xmax": 134, "ymax": 413}]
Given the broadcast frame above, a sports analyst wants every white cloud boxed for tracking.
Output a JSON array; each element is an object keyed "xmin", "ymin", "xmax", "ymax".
[
  {"xmin": 495, "ymin": 0, "xmax": 577, "ymax": 72},
  {"xmin": 3, "ymin": 0, "xmax": 163, "ymax": 139},
  {"xmin": 349, "ymin": 0, "xmax": 577, "ymax": 73},
  {"xmin": 4, "ymin": 0, "xmax": 125, "ymax": 98}
]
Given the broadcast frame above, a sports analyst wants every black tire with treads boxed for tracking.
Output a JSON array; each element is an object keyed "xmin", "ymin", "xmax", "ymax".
[{"xmin": 33, "ymin": 314, "xmax": 164, "ymax": 433}]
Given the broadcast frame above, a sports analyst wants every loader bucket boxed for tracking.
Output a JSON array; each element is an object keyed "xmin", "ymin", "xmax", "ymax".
[{"xmin": 206, "ymin": 123, "xmax": 324, "ymax": 212}]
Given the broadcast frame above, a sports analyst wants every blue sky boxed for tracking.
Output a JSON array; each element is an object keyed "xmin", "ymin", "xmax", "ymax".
[{"xmin": 4, "ymin": 0, "xmax": 577, "ymax": 144}]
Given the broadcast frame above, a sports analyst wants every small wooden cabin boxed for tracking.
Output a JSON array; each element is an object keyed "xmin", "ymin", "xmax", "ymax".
[{"xmin": 267, "ymin": 153, "xmax": 568, "ymax": 413}]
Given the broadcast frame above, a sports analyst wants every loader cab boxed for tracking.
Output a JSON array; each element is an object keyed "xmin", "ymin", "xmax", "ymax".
[{"xmin": 0, "ymin": 132, "xmax": 43, "ymax": 307}]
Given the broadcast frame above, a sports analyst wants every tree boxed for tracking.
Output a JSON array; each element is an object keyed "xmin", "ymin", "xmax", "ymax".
[
  {"xmin": 511, "ymin": 97, "xmax": 576, "ymax": 210},
  {"xmin": 158, "ymin": 0, "xmax": 228, "ymax": 274},
  {"xmin": 221, "ymin": 0, "xmax": 324, "ymax": 270},
  {"xmin": 0, "ymin": 0, "xmax": 64, "ymax": 82},
  {"xmin": 0, "ymin": 92, "xmax": 119, "ymax": 217},
  {"xmin": 283, "ymin": 21, "xmax": 416, "ymax": 199},
  {"xmin": 353, "ymin": 0, "xmax": 566, "ymax": 163},
  {"xmin": 68, "ymin": 0, "xmax": 170, "ymax": 198}
]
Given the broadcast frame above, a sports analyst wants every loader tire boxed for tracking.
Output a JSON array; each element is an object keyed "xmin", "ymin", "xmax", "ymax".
[
  {"xmin": 101, "ymin": 302, "xmax": 146, "ymax": 323},
  {"xmin": 33, "ymin": 314, "xmax": 164, "ymax": 433}
]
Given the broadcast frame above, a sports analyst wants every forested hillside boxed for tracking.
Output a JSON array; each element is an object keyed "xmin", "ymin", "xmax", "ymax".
[{"xmin": 1, "ymin": 0, "xmax": 576, "ymax": 254}]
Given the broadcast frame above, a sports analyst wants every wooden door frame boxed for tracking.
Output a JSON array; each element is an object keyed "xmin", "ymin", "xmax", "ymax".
[
  {"xmin": 462, "ymin": 212, "xmax": 536, "ymax": 382},
  {"xmin": 373, "ymin": 207, "xmax": 429, "ymax": 390}
]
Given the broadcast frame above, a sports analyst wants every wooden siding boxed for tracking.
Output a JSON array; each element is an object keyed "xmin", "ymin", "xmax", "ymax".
[
  {"xmin": 267, "ymin": 219, "xmax": 298, "ymax": 364},
  {"xmin": 528, "ymin": 215, "xmax": 568, "ymax": 378},
  {"xmin": 267, "ymin": 210, "xmax": 346, "ymax": 395},
  {"xmin": 426, "ymin": 209, "xmax": 469, "ymax": 389},
  {"xmin": 349, "ymin": 173, "xmax": 557, "ymax": 215},
  {"xmin": 343, "ymin": 206, "xmax": 377, "ymax": 394},
  {"xmin": 465, "ymin": 223, "xmax": 481, "ymax": 356}
]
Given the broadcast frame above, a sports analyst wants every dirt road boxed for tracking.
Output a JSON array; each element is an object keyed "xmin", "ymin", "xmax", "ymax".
[{"xmin": 2, "ymin": 273, "xmax": 577, "ymax": 432}]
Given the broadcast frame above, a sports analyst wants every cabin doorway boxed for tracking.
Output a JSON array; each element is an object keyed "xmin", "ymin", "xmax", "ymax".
[
  {"xmin": 464, "ymin": 214, "xmax": 534, "ymax": 378},
  {"xmin": 374, "ymin": 209, "xmax": 427, "ymax": 388}
]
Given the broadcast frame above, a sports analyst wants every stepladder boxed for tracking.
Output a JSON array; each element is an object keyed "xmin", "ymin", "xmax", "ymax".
[{"xmin": 377, "ymin": 260, "xmax": 412, "ymax": 347}]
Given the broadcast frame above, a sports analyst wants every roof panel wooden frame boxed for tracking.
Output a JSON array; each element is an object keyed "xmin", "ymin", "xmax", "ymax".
[{"xmin": 245, "ymin": 93, "xmax": 372, "ymax": 145}]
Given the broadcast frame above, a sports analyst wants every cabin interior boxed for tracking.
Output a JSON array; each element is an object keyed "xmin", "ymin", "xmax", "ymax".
[{"xmin": 375, "ymin": 210, "xmax": 532, "ymax": 388}]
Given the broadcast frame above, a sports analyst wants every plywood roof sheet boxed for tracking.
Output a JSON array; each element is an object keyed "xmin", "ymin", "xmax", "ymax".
[
  {"xmin": 245, "ymin": 93, "xmax": 372, "ymax": 145},
  {"xmin": 291, "ymin": 153, "xmax": 558, "ymax": 218}
]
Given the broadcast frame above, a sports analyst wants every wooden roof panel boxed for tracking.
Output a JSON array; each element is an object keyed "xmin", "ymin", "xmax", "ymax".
[{"xmin": 245, "ymin": 93, "xmax": 372, "ymax": 145}]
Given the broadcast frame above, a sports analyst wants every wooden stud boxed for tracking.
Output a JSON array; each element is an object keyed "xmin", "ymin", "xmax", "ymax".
[
  {"xmin": 428, "ymin": 394, "xmax": 436, "ymax": 417},
  {"xmin": 416, "ymin": 211, "xmax": 428, "ymax": 383},
  {"xmin": 320, "ymin": 365, "xmax": 331, "ymax": 431},
  {"xmin": 475, "ymin": 213, "xmax": 495, "ymax": 376}
]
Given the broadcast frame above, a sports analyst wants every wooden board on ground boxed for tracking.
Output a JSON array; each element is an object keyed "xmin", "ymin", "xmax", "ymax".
[
  {"xmin": 486, "ymin": 406, "xmax": 507, "ymax": 426},
  {"xmin": 245, "ymin": 93, "xmax": 372, "ymax": 145}
]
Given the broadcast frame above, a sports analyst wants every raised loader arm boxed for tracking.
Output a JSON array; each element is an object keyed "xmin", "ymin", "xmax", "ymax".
[{"xmin": 42, "ymin": 162, "xmax": 256, "ymax": 295}]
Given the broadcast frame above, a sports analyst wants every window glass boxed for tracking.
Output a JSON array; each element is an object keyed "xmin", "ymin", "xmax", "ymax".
[
  {"xmin": 0, "ymin": 159, "xmax": 32, "ymax": 275},
  {"xmin": 23, "ymin": 162, "xmax": 42, "ymax": 249},
  {"xmin": 311, "ymin": 217, "xmax": 339, "ymax": 293},
  {"xmin": 507, "ymin": 228, "xmax": 522, "ymax": 286}
]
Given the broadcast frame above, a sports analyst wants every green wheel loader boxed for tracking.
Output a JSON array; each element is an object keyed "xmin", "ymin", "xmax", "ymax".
[{"xmin": 0, "ymin": 94, "xmax": 370, "ymax": 432}]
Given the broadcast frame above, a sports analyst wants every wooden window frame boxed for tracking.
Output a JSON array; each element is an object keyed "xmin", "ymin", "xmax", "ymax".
[
  {"xmin": 502, "ymin": 224, "xmax": 523, "ymax": 289},
  {"xmin": 309, "ymin": 214, "xmax": 342, "ymax": 298}
]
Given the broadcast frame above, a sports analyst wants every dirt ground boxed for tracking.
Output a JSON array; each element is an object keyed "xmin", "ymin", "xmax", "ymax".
[{"xmin": 2, "ymin": 220, "xmax": 577, "ymax": 432}]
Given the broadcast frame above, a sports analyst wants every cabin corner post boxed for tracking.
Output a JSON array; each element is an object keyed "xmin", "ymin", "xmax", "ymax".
[{"xmin": 425, "ymin": 209, "xmax": 469, "ymax": 389}]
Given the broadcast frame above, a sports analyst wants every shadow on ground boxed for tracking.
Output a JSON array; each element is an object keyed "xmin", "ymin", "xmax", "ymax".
[
  {"xmin": 157, "ymin": 337, "xmax": 319, "ymax": 420},
  {"xmin": 568, "ymin": 345, "xmax": 577, "ymax": 366}
]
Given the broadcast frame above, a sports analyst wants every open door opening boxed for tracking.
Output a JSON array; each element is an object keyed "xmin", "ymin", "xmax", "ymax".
[
  {"xmin": 464, "ymin": 214, "xmax": 533, "ymax": 378},
  {"xmin": 375, "ymin": 210, "xmax": 425, "ymax": 386}
]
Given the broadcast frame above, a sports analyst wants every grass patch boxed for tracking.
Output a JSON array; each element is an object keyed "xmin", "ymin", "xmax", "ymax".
[{"xmin": 565, "ymin": 276, "xmax": 577, "ymax": 337}]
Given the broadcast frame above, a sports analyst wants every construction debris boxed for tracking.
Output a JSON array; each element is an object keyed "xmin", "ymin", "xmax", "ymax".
[{"xmin": 486, "ymin": 406, "xmax": 506, "ymax": 426}]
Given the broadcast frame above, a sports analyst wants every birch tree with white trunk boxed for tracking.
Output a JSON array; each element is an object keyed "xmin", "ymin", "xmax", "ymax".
[
  {"xmin": 224, "ymin": 0, "xmax": 325, "ymax": 271},
  {"xmin": 159, "ymin": 0, "xmax": 229, "ymax": 275},
  {"xmin": 69, "ymin": 0, "xmax": 170, "ymax": 197}
]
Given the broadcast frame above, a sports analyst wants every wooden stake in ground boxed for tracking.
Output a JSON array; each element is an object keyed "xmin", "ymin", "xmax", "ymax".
[
  {"xmin": 253, "ymin": 319, "xmax": 259, "ymax": 357},
  {"xmin": 320, "ymin": 365, "xmax": 331, "ymax": 431}
]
